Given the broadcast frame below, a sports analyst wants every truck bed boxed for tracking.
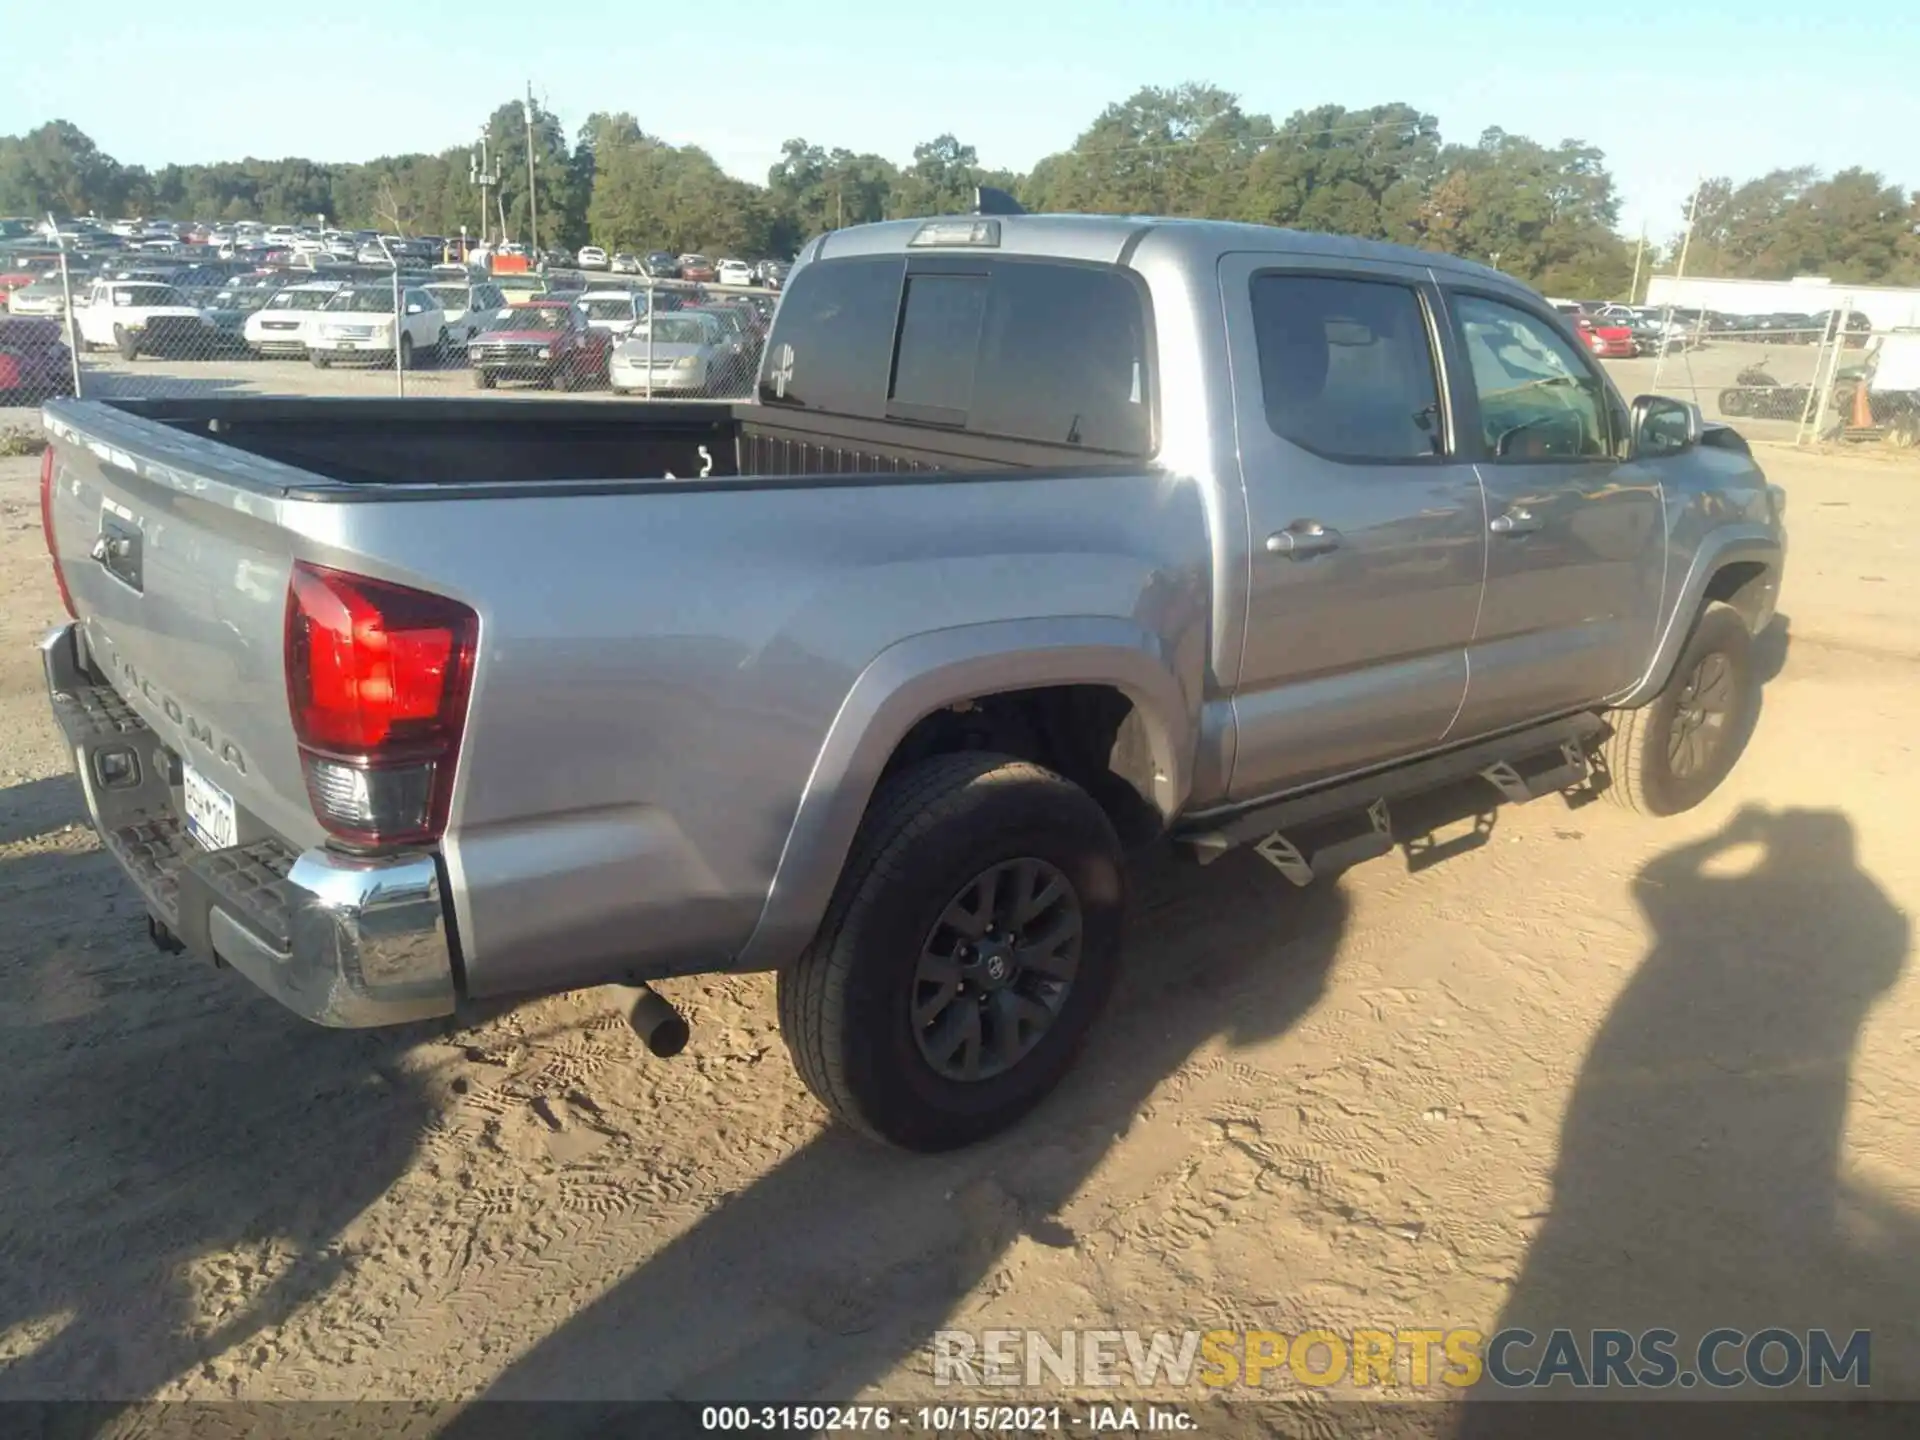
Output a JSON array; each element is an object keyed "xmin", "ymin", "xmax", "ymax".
[{"xmin": 95, "ymin": 397, "xmax": 1127, "ymax": 496}]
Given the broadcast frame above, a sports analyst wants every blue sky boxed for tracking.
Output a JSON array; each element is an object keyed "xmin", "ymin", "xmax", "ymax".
[{"xmin": 6, "ymin": 0, "xmax": 1915, "ymax": 242}]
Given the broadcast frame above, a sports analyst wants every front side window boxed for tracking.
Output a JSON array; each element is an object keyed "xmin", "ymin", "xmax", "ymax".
[
  {"xmin": 1450, "ymin": 292, "xmax": 1612, "ymax": 460},
  {"xmin": 1249, "ymin": 273, "xmax": 1444, "ymax": 462}
]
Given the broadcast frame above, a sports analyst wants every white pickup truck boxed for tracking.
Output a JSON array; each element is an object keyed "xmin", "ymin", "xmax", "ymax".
[{"xmin": 73, "ymin": 279, "xmax": 211, "ymax": 359}]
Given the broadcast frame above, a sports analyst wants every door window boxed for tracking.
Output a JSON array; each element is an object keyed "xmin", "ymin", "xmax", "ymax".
[
  {"xmin": 1248, "ymin": 273, "xmax": 1445, "ymax": 462},
  {"xmin": 1450, "ymin": 293, "xmax": 1613, "ymax": 460}
]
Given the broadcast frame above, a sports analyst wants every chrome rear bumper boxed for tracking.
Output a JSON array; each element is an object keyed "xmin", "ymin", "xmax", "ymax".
[{"xmin": 42, "ymin": 623, "xmax": 458, "ymax": 1028}]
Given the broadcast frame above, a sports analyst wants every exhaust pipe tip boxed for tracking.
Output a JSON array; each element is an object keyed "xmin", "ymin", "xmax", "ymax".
[{"xmin": 619, "ymin": 983, "xmax": 690, "ymax": 1058}]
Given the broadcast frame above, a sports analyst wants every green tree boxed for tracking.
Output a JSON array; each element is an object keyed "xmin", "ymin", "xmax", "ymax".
[
  {"xmin": 1239, "ymin": 102, "xmax": 1439, "ymax": 242},
  {"xmin": 890, "ymin": 135, "xmax": 985, "ymax": 219},
  {"xmin": 1025, "ymin": 83, "xmax": 1271, "ymax": 218},
  {"xmin": 0, "ymin": 120, "xmax": 130, "ymax": 216}
]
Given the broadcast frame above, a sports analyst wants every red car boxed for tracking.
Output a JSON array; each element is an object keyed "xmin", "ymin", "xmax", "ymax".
[
  {"xmin": 468, "ymin": 300, "xmax": 612, "ymax": 389},
  {"xmin": 1555, "ymin": 303, "xmax": 1635, "ymax": 359}
]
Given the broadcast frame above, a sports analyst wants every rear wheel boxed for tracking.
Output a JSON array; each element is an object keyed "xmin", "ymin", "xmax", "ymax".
[
  {"xmin": 777, "ymin": 752, "xmax": 1126, "ymax": 1152},
  {"xmin": 1601, "ymin": 602, "xmax": 1754, "ymax": 817}
]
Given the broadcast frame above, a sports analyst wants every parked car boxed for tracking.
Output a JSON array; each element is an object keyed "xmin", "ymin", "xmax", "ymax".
[
  {"xmin": 242, "ymin": 281, "xmax": 349, "ymax": 357},
  {"xmin": 0, "ymin": 317, "xmax": 72, "ymax": 402},
  {"xmin": 33, "ymin": 214, "xmax": 1785, "ymax": 1153},
  {"xmin": 576, "ymin": 247, "xmax": 610, "ymax": 271},
  {"xmin": 611, "ymin": 252, "xmax": 641, "ymax": 275},
  {"xmin": 578, "ymin": 288, "xmax": 648, "ymax": 339},
  {"xmin": 1812, "ymin": 309, "xmax": 1873, "ymax": 348},
  {"xmin": 468, "ymin": 300, "xmax": 611, "ymax": 389},
  {"xmin": 643, "ymin": 251, "xmax": 680, "ymax": 279},
  {"xmin": 716, "ymin": 259, "xmax": 753, "ymax": 287},
  {"xmin": 1555, "ymin": 303, "xmax": 1635, "ymax": 359},
  {"xmin": 307, "ymin": 285, "xmax": 447, "ymax": 368},
  {"xmin": 608, "ymin": 310, "xmax": 732, "ymax": 395},
  {"xmin": 696, "ymin": 300, "xmax": 767, "ymax": 390},
  {"xmin": 8, "ymin": 275, "xmax": 76, "ymax": 316},
  {"xmin": 199, "ymin": 283, "xmax": 282, "ymax": 350},
  {"xmin": 678, "ymin": 254, "xmax": 716, "ymax": 283},
  {"xmin": 72, "ymin": 279, "xmax": 211, "ymax": 358},
  {"xmin": 424, "ymin": 279, "xmax": 511, "ymax": 347}
]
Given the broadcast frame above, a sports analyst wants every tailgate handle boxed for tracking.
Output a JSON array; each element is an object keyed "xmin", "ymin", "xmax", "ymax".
[{"xmin": 92, "ymin": 517, "xmax": 144, "ymax": 592}]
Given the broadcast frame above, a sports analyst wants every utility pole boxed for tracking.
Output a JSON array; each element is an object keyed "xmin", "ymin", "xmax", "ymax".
[
  {"xmin": 470, "ymin": 133, "xmax": 501, "ymax": 248},
  {"xmin": 1650, "ymin": 178, "xmax": 1705, "ymax": 397},
  {"xmin": 1628, "ymin": 222, "xmax": 1647, "ymax": 304},
  {"xmin": 524, "ymin": 82, "xmax": 540, "ymax": 257}
]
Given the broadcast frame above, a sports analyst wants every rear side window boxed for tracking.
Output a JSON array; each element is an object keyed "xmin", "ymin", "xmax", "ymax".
[
  {"xmin": 758, "ymin": 256, "xmax": 903, "ymax": 414},
  {"xmin": 1249, "ymin": 273, "xmax": 1444, "ymax": 462}
]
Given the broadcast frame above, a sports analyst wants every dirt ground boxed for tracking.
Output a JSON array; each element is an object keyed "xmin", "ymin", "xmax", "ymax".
[{"xmin": 1, "ymin": 441, "xmax": 1918, "ymax": 1430}]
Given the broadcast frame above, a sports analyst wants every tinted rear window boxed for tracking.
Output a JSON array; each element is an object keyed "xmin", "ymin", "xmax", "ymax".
[
  {"xmin": 763, "ymin": 255, "xmax": 1152, "ymax": 454},
  {"xmin": 890, "ymin": 274, "xmax": 986, "ymax": 415},
  {"xmin": 968, "ymin": 263, "xmax": 1150, "ymax": 454},
  {"xmin": 757, "ymin": 256, "xmax": 903, "ymax": 414}
]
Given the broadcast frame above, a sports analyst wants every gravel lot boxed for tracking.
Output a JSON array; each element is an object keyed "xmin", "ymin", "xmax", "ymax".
[{"xmin": 1, "ymin": 440, "xmax": 1917, "ymax": 1430}]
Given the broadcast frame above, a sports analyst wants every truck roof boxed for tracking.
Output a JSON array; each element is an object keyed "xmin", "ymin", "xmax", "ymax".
[{"xmin": 805, "ymin": 213, "xmax": 1515, "ymax": 289}]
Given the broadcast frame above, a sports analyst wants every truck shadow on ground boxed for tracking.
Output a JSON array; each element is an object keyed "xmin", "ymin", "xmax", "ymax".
[
  {"xmin": 0, "ymin": 775, "xmax": 444, "ymax": 1417},
  {"xmin": 435, "ymin": 847, "xmax": 1354, "ymax": 1432},
  {"xmin": 0, "ymin": 773, "xmax": 83, "ymax": 845},
  {"xmin": 1456, "ymin": 803, "xmax": 1916, "ymax": 1438}
]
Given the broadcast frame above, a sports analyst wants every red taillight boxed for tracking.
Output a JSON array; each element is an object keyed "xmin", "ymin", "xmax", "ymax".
[
  {"xmin": 40, "ymin": 445, "xmax": 76, "ymax": 619},
  {"xmin": 285, "ymin": 561, "xmax": 477, "ymax": 848}
]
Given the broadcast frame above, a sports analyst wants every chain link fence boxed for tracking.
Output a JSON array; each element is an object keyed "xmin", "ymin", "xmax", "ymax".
[
  {"xmin": 2, "ymin": 222, "xmax": 779, "ymax": 417},
  {"xmin": 1586, "ymin": 292, "xmax": 1920, "ymax": 448}
]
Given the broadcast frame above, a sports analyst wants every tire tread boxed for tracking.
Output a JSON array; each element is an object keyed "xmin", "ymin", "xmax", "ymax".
[{"xmin": 778, "ymin": 752, "xmax": 1099, "ymax": 1145}]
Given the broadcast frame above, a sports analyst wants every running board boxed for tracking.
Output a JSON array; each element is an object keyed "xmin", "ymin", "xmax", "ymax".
[{"xmin": 1177, "ymin": 713, "xmax": 1607, "ymax": 882}]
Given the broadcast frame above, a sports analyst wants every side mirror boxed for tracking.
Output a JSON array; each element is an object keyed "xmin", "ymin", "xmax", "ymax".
[{"xmin": 1631, "ymin": 394, "xmax": 1703, "ymax": 456}]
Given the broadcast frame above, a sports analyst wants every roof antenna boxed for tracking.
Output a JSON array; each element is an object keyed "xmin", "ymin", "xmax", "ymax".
[{"xmin": 973, "ymin": 185, "xmax": 1027, "ymax": 217}]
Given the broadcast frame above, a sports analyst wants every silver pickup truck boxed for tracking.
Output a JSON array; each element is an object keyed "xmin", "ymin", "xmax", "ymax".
[{"xmin": 37, "ymin": 213, "xmax": 1786, "ymax": 1152}]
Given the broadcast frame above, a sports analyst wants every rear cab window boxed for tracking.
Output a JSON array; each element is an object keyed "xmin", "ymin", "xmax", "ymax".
[
  {"xmin": 1248, "ymin": 273, "xmax": 1446, "ymax": 462},
  {"xmin": 760, "ymin": 254, "xmax": 1155, "ymax": 457}
]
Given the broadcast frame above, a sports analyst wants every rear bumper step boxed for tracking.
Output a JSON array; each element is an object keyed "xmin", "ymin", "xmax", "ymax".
[{"xmin": 42, "ymin": 622, "xmax": 458, "ymax": 1028}]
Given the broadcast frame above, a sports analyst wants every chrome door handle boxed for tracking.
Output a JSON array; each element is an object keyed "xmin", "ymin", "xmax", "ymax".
[
  {"xmin": 1266, "ymin": 523, "xmax": 1342, "ymax": 558},
  {"xmin": 1490, "ymin": 509, "xmax": 1544, "ymax": 536}
]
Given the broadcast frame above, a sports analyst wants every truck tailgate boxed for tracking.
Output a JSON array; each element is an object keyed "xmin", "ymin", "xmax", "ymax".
[{"xmin": 43, "ymin": 402, "xmax": 325, "ymax": 855}]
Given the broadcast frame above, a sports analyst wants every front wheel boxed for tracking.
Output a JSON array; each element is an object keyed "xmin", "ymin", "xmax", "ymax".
[
  {"xmin": 114, "ymin": 324, "xmax": 139, "ymax": 360},
  {"xmin": 397, "ymin": 334, "xmax": 414, "ymax": 371},
  {"xmin": 472, "ymin": 367, "xmax": 495, "ymax": 390},
  {"xmin": 310, "ymin": 352, "xmax": 331, "ymax": 369},
  {"xmin": 777, "ymin": 752, "xmax": 1126, "ymax": 1152},
  {"xmin": 1600, "ymin": 601, "xmax": 1755, "ymax": 817}
]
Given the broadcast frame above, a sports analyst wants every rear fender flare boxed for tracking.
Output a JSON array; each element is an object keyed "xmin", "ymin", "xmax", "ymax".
[{"xmin": 731, "ymin": 617, "xmax": 1196, "ymax": 971}]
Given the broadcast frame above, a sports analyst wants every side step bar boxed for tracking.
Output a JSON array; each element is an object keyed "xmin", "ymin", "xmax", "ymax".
[{"xmin": 1175, "ymin": 713, "xmax": 1607, "ymax": 883}]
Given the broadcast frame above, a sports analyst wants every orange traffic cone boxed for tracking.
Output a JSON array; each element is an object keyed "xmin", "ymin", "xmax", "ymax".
[{"xmin": 1851, "ymin": 377, "xmax": 1875, "ymax": 428}]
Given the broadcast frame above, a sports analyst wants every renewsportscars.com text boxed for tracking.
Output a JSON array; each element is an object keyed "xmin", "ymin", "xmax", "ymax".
[{"xmin": 931, "ymin": 1326, "xmax": 1871, "ymax": 1391}]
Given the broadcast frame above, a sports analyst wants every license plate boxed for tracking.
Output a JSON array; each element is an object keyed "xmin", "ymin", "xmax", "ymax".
[
  {"xmin": 182, "ymin": 761, "xmax": 237, "ymax": 851},
  {"xmin": 337, "ymin": 341, "xmax": 358, "ymax": 350}
]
